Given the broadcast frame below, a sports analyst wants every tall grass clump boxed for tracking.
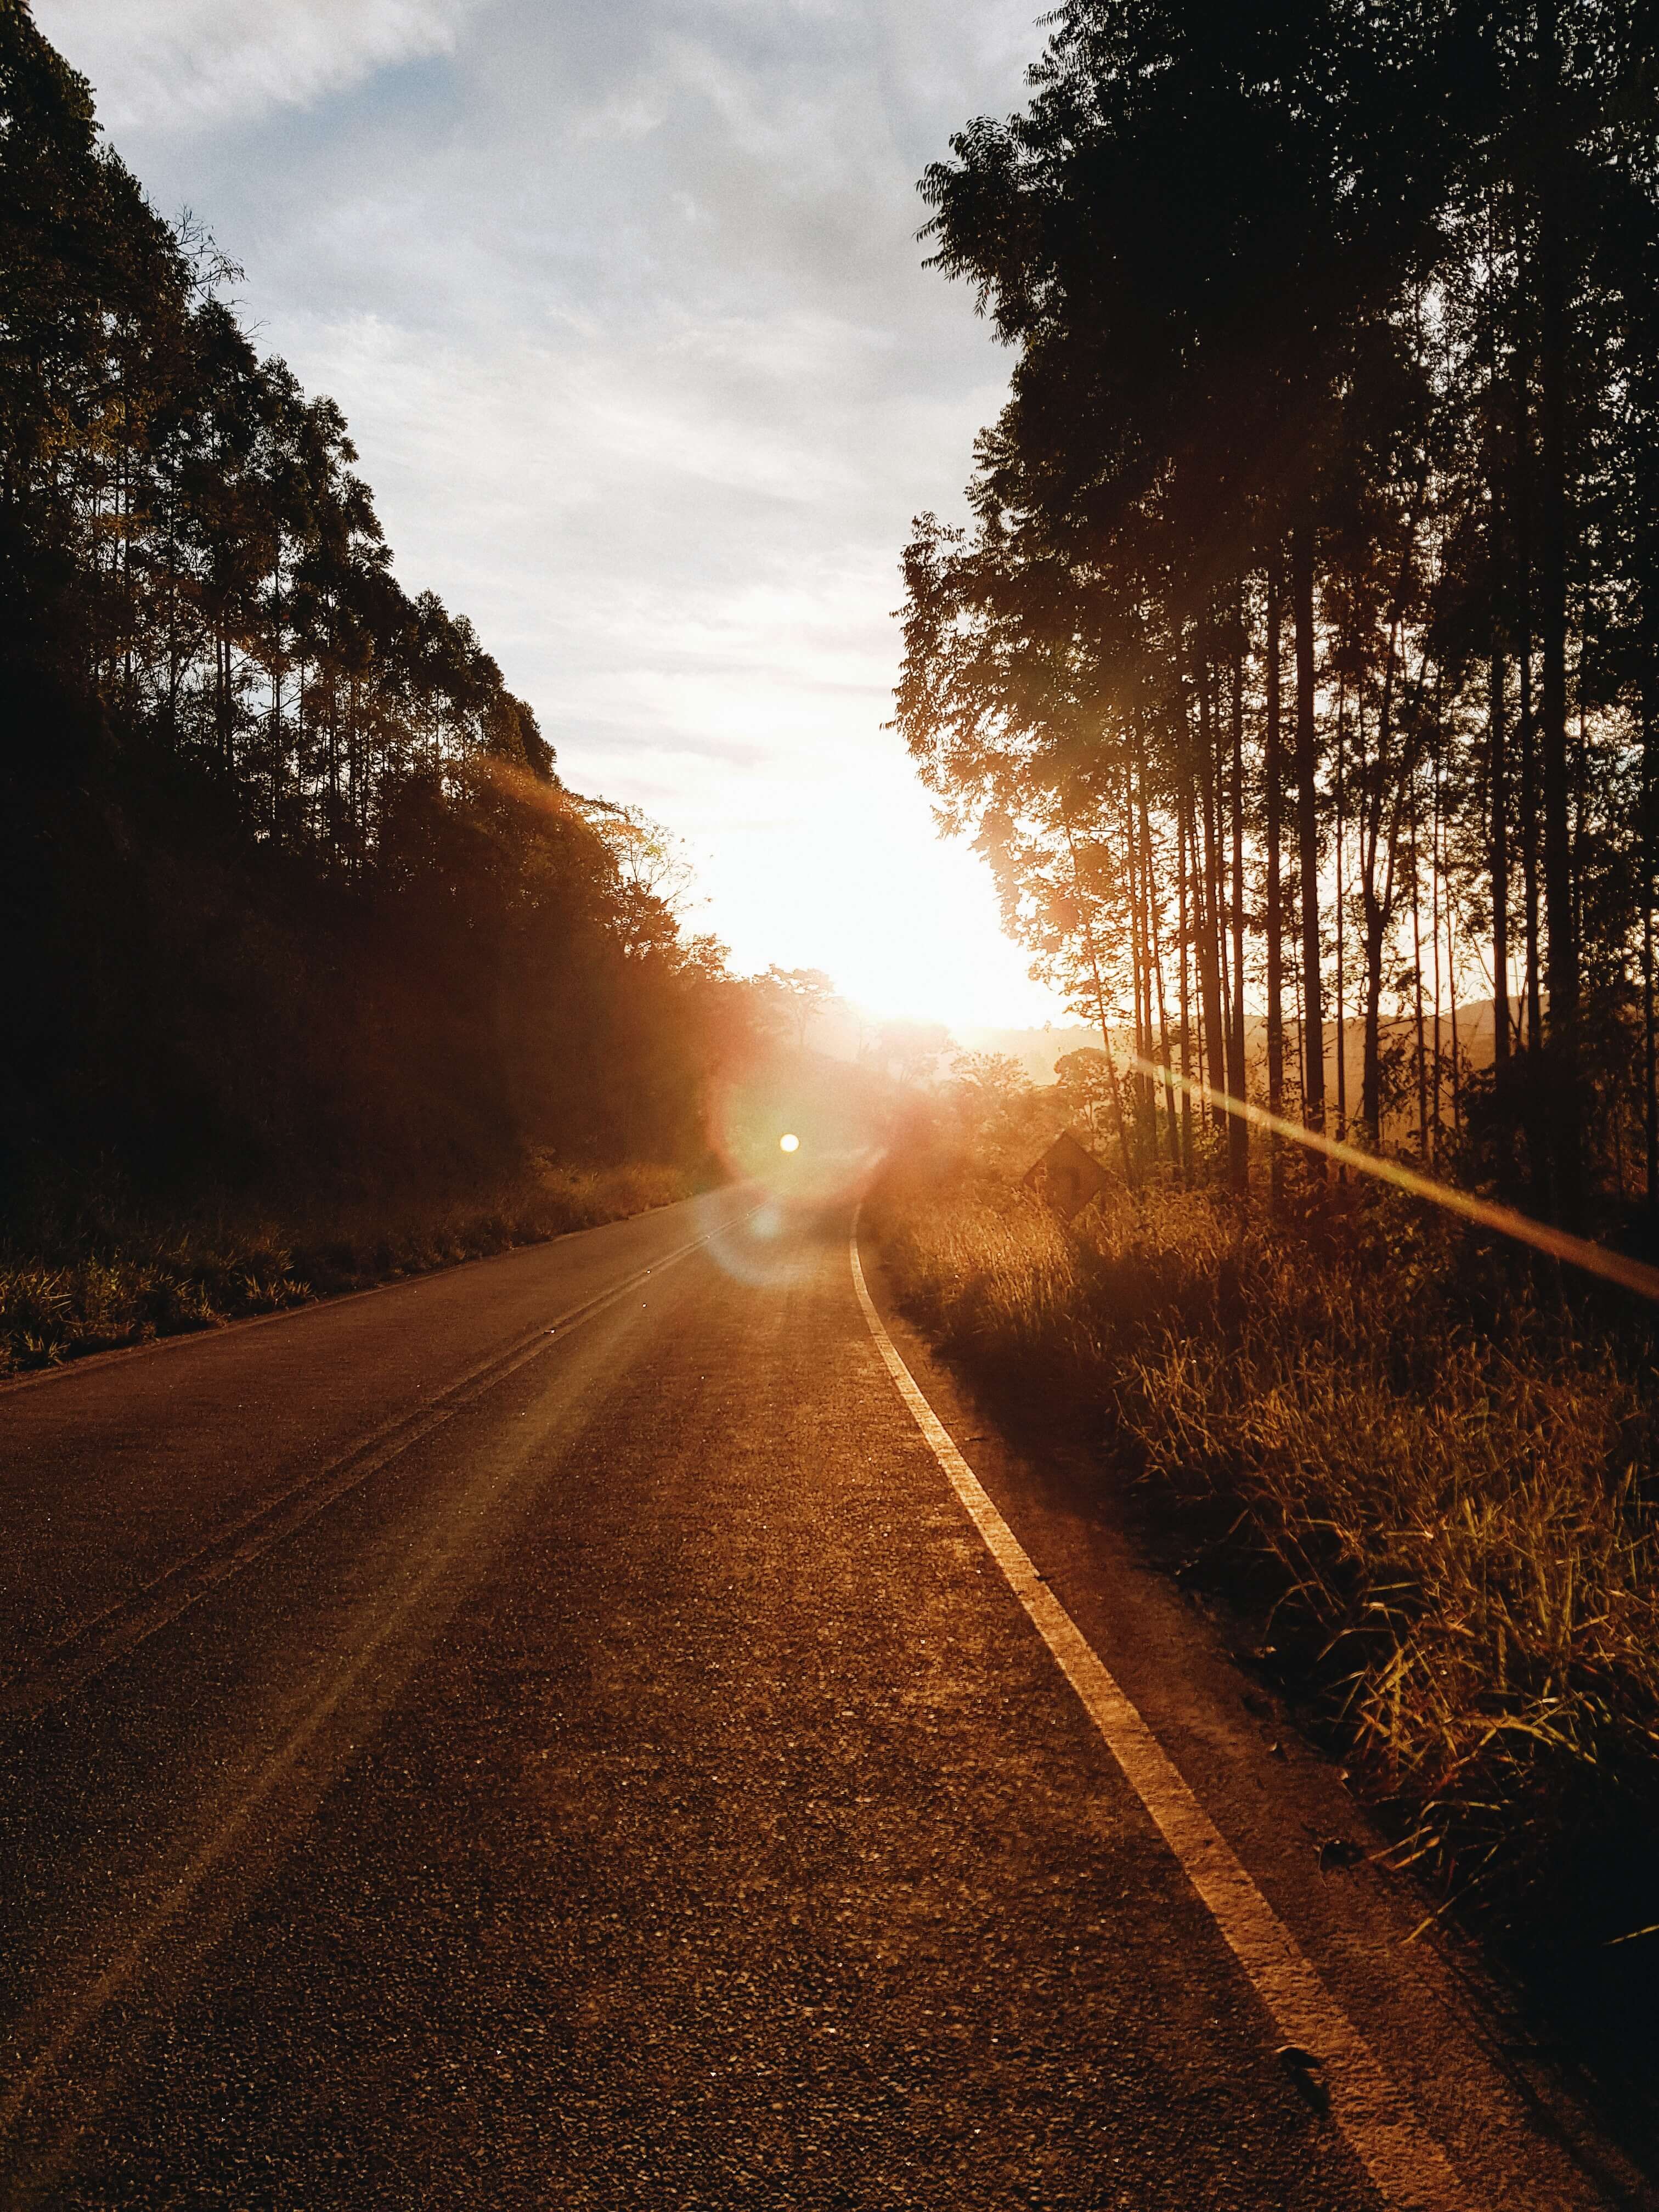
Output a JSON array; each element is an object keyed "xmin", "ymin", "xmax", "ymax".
[
  {"xmin": 0, "ymin": 1156, "xmax": 694, "ymax": 1378},
  {"xmin": 872, "ymin": 1165, "xmax": 1659, "ymax": 1951}
]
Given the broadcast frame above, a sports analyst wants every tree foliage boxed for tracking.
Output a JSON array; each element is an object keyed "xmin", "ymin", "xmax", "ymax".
[
  {"xmin": 897, "ymin": 0, "xmax": 1659, "ymax": 1228},
  {"xmin": 0, "ymin": 3, "xmax": 763, "ymax": 1195}
]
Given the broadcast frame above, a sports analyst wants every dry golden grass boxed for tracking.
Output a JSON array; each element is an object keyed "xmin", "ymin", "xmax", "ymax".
[
  {"xmin": 873, "ymin": 1166, "xmax": 1659, "ymax": 1935},
  {"xmin": 0, "ymin": 1158, "xmax": 693, "ymax": 1377}
]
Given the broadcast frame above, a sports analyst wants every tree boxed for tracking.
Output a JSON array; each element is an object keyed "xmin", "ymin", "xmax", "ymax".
[
  {"xmin": 899, "ymin": 0, "xmax": 1659, "ymax": 1228},
  {"xmin": 949, "ymin": 1049, "xmax": 1033, "ymax": 1147},
  {"xmin": 1054, "ymin": 1047, "xmax": 1118, "ymax": 1149},
  {"xmin": 0, "ymin": 3, "xmax": 764, "ymax": 1194},
  {"xmin": 876, "ymin": 1019, "xmax": 955, "ymax": 1086},
  {"xmin": 763, "ymin": 966, "xmax": 839, "ymax": 1049}
]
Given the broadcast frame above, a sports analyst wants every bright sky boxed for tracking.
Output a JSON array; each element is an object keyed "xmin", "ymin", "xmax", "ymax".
[{"xmin": 36, "ymin": 0, "xmax": 1069, "ymax": 1032}]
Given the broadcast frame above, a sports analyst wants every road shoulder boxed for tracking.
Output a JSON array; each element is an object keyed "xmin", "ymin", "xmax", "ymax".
[{"xmin": 855, "ymin": 1225, "xmax": 1656, "ymax": 2212}]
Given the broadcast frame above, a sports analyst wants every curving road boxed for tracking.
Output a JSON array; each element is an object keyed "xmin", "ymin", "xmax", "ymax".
[{"xmin": 0, "ymin": 1189, "xmax": 1643, "ymax": 2208}]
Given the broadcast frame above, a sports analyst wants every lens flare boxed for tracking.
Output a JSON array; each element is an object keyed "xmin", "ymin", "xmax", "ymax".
[
  {"xmin": 697, "ymin": 1072, "xmax": 886, "ymax": 1276},
  {"xmin": 1120, "ymin": 1049, "xmax": 1659, "ymax": 1304}
]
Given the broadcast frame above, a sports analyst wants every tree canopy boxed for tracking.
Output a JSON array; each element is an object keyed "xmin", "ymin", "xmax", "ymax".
[
  {"xmin": 0, "ymin": 1, "xmax": 764, "ymax": 1195},
  {"xmin": 897, "ymin": 0, "xmax": 1659, "ymax": 1227}
]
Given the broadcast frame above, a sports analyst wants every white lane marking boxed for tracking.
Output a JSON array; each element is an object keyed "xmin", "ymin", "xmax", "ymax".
[
  {"xmin": 0, "ymin": 1528, "xmax": 450, "ymax": 2149},
  {"xmin": 850, "ymin": 1222, "xmax": 1472, "ymax": 2212},
  {"xmin": 0, "ymin": 1213, "xmax": 744, "ymax": 2150},
  {"xmin": 1, "ymin": 1223, "xmax": 725, "ymax": 1723}
]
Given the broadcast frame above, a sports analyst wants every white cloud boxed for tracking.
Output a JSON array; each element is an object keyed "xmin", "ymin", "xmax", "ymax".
[
  {"xmin": 28, "ymin": 0, "xmax": 1068, "ymax": 1024},
  {"xmin": 32, "ymin": 0, "xmax": 476, "ymax": 131}
]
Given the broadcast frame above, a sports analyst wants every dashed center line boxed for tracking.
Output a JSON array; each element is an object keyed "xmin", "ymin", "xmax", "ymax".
[{"xmin": 0, "ymin": 1224, "xmax": 721, "ymax": 1726}]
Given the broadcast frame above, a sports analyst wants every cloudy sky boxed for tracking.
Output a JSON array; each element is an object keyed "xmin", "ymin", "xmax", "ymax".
[{"xmin": 36, "ymin": 0, "xmax": 1069, "ymax": 1029}]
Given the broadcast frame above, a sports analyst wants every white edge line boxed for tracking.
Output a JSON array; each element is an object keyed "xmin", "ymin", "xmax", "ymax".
[{"xmin": 850, "ymin": 1213, "xmax": 1474, "ymax": 2212}]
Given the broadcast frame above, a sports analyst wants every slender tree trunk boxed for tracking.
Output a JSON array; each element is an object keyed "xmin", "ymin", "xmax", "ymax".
[
  {"xmin": 1188, "ymin": 779, "xmax": 1212, "ymax": 1116},
  {"xmin": 1139, "ymin": 747, "xmax": 1181, "ymax": 1170},
  {"xmin": 218, "ymin": 627, "xmax": 232, "ymax": 770},
  {"xmin": 1228, "ymin": 605, "xmax": 1248, "ymax": 1192},
  {"xmin": 166, "ymin": 488, "xmax": 182, "ymax": 742},
  {"xmin": 1520, "ymin": 644, "xmax": 1543, "ymax": 1053},
  {"xmin": 1449, "ymin": 891, "xmax": 1462, "ymax": 1138},
  {"xmin": 1412, "ymin": 798, "xmax": 1429, "ymax": 1156},
  {"xmin": 119, "ymin": 404, "xmax": 134, "ymax": 716},
  {"xmin": 1537, "ymin": 6, "xmax": 1581, "ymax": 1218},
  {"xmin": 1360, "ymin": 673, "xmax": 1390, "ymax": 1146},
  {"xmin": 1179, "ymin": 799, "xmax": 1193, "ymax": 1180},
  {"xmin": 270, "ymin": 558, "xmax": 283, "ymax": 842},
  {"xmin": 1132, "ymin": 766, "xmax": 1158, "ymax": 1150},
  {"xmin": 1062, "ymin": 811, "xmax": 1136, "ymax": 1188},
  {"xmin": 1492, "ymin": 639, "xmax": 1510, "ymax": 1073},
  {"xmin": 1504, "ymin": 201, "xmax": 1513, "ymax": 1088},
  {"xmin": 347, "ymin": 671, "xmax": 360, "ymax": 869},
  {"xmin": 1293, "ymin": 517, "xmax": 1326, "ymax": 1171},
  {"xmin": 1514, "ymin": 206, "xmax": 1544, "ymax": 1060},
  {"xmin": 1362, "ymin": 912, "xmax": 1385, "ymax": 1143},
  {"xmin": 1122, "ymin": 760, "xmax": 1147, "ymax": 1159},
  {"xmin": 296, "ymin": 652, "xmax": 307, "ymax": 845},
  {"xmin": 1266, "ymin": 557, "xmax": 1285, "ymax": 1206},
  {"xmin": 1193, "ymin": 636, "xmax": 1227, "ymax": 1148},
  {"xmin": 1645, "ymin": 678, "xmax": 1658, "ymax": 1216},
  {"xmin": 1294, "ymin": 898, "xmax": 1308, "ymax": 1122},
  {"xmin": 1214, "ymin": 831, "xmax": 1232, "ymax": 1104},
  {"xmin": 1334, "ymin": 681, "xmax": 1348, "ymax": 1156},
  {"xmin": 1431, "ymin": 753, "xmax": 1444, "ymax": 1165},
  {"xmin": 1490, "ymin": 197, "xmax": 1513, "ymax": 1086}
]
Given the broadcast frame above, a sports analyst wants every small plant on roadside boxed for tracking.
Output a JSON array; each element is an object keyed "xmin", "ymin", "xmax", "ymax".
[{"xmin": 0, "ymin": 1158, "xmax": 696, "ymax": 1379}]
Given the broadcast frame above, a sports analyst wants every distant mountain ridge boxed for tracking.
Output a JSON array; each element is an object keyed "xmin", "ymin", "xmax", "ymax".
[
  {"xmin": 816, "ymin": 1000, "xmax": 1509, "ymax": 1105},
  {"xmin": 951, "ymin": 1024, "xmax": 1099, "ymax": 1084}
]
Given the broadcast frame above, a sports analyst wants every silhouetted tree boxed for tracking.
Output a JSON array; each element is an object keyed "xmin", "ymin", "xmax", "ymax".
[
  {"xmin": 898, "ymin": 0, "xmax": 1659, "ymax": 1228},
  {"xmin": 0, "ymin": 2, "xmax": 763, "ymax": 1198}
]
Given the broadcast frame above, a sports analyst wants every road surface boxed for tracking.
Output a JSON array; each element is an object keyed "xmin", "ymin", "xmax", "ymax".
[{"xmin": 0, "ymin": 1187, "xmax": 1644, "ymax": 2208}]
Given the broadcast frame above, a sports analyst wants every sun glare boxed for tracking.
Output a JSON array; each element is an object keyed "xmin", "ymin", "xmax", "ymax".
[
  {"xmin": 779, "ymin": 1133, "xmax": 800, "ymax": 1153},
  {"xmin": 670, "ymin": 758, "xmax": 1071, "ymax": 1034}
]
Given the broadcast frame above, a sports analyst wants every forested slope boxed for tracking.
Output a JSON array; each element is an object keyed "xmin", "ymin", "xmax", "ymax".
[{"xmin": 0, "ymin": 1, "xmax": 757, "ymax": 1229}]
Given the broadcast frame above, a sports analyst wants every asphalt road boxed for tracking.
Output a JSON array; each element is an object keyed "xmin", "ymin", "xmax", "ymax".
[{"xmin": 0, "ymin": 1187, "xmax": 1645, "ymax": 2209}]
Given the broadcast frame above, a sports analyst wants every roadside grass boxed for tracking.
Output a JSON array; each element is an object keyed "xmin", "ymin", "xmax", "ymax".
[
  {"xmin": 868, "ymin": 1160, "xmax": 1659, "ymax": 1961},
  {"xmin": 0, "ymin": 1158, "xmax": 693, "ymax": 1379}
]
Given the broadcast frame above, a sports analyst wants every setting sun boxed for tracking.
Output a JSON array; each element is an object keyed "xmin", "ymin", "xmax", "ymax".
[
  {"xmin": 779, "ymin": 1133, "xmax": 799, "ymax": 1153},
  {"xmin": 680, "ymin": 756, "xmax": 1069, "ymax": 1032}
]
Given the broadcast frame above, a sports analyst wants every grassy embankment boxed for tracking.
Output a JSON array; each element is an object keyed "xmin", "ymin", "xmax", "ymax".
[
  {"xmin": 0, "ymin": 1159, "xmax": 692, "ymax": 1379},
  {"xmin": 869, "ymin": 1155, "xmax": 1659, "ymax": 1976}
]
